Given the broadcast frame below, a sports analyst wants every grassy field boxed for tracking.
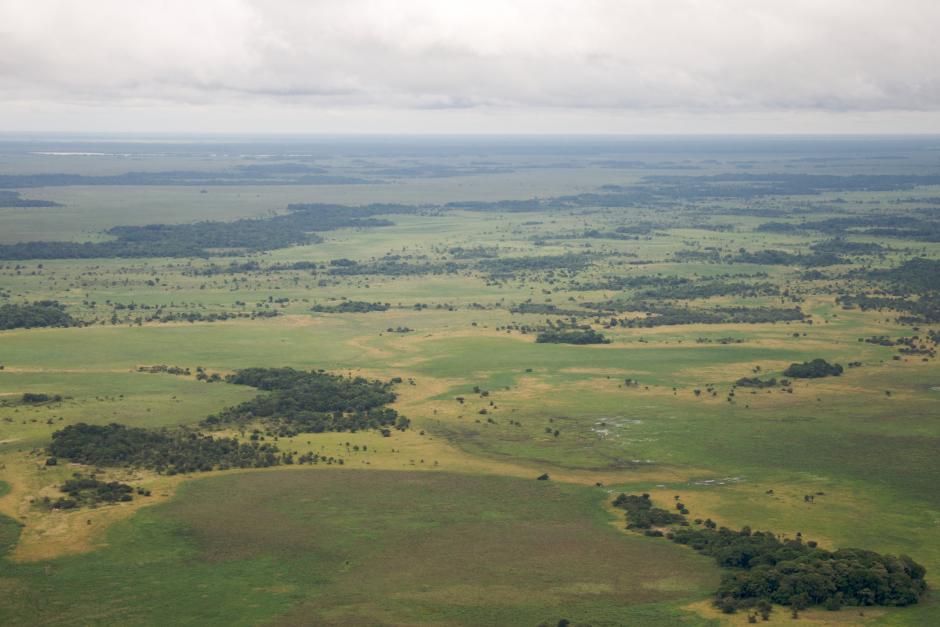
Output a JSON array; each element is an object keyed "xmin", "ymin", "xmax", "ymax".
[
  {"xmin": 0, "ymin": 470, "xmax": 721, "ymax": 626},
  {"xmin": 1, "ymin": 138, "xmax": 939, "ymax": 625}
]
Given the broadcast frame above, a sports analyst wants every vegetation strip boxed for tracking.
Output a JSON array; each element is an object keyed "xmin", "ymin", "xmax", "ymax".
[{"xmin": 613, "ymin": 493, "xmax": 927, "ymax": 617}]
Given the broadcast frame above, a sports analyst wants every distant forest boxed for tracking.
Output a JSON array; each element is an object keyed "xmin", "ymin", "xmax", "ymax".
[
  {"xmin": 5, "ymin": 167, "xmax": 940, "ymax": 261},
  {"xmin": 0, "ymin": 165, "xmax": 368, "ymax": 187},
  {"xmin": 0, "ymin": 190, "xmax": 61, "ymax": 207},
  {"xmin": 0, "ymin": 203, "xmax": 414, "ymax": 259}
]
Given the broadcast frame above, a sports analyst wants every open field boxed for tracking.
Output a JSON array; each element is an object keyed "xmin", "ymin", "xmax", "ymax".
[
  {"xmin": 0, "ymin": 470, "xmax": 722, "ymax": 626},
  {"xmin": 1, "ymin": 136, "xmax": 939, "ymax": 625}
]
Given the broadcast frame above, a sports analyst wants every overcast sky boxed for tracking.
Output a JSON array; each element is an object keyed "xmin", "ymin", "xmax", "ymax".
[{"xmin": 1, "ymin": 0, "xmax": 939, "ymax": 134}]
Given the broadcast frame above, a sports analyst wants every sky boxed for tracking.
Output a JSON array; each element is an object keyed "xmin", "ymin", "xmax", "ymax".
[{"xmin": 1, "ymin": 0, "xmax": 939, "ymax": 134}]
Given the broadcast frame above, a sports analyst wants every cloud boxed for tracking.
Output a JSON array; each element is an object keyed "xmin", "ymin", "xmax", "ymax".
[{"xmin": 0, "ymin": 0, "xmax": 938, "ymax": 131}]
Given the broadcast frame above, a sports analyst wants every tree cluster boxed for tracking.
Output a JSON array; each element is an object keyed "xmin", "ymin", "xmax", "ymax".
[
  {"xmin": 613, "ymin": 494, "xmax": 927, "ymax": 614},
  {"xmin": 758, "ymin": 214, "xmax": 940, "ymax": 243},
  {"xmin": 735, "ymin": 377, "xmax": 780, "ymax": 389},
  {"xmin": 202, "ymin": 368, "xmax": 410, "ymax": 437},
  {"xmin": 783, "ymin": 359, "xmax": 843, "ymax": 379},
  {"xmin": 731, "ymin": 249, "xmax": 846, "ymax": 267},
  {"xmin": 50, "ymin": 474, "xmax": 141, "ymax": 509},
  {"xmin": 0, "ymin": 300, "xmax": 76, "ymax": 330},
  {"xmin": 672, "ymin": 526, "xmax": 927, "ymax": 611},
  {"xmin": 311, "ymin": 301, "xmax": 390, "ymax": 313},
  {"xmin": 612, "ymin": 493, "xmax": 687, "ymax": 529},
  {"xmin": 595, "ymin": 304, "xmax": 806, "ymax": 327},
  {"xmin": 20, "ymin": 392, "xmax": 63, "ymax": 404},
  {"xmin": 49, "ymin": 423, "xmax": 282, "ymax": 474},
  {"xmin": 535, "ymin": 328, "xmax": 610, "ymax": 345},
  {"xmin": 0, "ymin": 190, "xmax": 61, "ymax": 207},
  {"xmin": 327, "ymin": 259, "xmax": 460, "ymax": 277},
  {"xmin": 477, "ymin": 253, "xmax": 594, "ymax": 278}
]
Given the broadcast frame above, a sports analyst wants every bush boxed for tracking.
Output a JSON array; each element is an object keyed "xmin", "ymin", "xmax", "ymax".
[{"xmin": 21, "ymin": 392, "xmax": 62, "ymax": 404}]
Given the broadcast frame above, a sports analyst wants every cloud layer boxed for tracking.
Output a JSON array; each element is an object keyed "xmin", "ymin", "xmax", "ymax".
[{"xmin": 1, "ymin": 0, "xmax": 938, "ymax": 131}]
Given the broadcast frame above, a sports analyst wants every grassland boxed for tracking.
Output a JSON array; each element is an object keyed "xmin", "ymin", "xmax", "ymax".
[
  {"xmin": 0, "ymin": 470, "xmax": 724, "ymax": 626},
  {"xmin": 1, "ymin": 137, "xmax": 939, "ymax": 625}
]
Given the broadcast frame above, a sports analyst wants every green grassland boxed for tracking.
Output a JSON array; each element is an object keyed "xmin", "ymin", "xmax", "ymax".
[
  {"xmin": 0, "ymin": 470, "xmax": 721, "ymax": 626},
  {"xmin": 1, "ymin": 140, "xmax": 940, "ymax": 625}
]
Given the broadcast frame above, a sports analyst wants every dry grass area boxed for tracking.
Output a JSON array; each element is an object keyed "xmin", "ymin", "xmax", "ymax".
[
  {"xmin": 685, "ymin": 600, "xmax": 886, "ymax": 624},
  {"xmin": 0, "ymin": 451, "xmax": 183, "ymax": 562}
]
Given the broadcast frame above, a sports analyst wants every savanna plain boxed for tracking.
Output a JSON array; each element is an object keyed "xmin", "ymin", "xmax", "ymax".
[{"xmin": 0, "ymin": 136, "xmax": 938, "ymax": 626}]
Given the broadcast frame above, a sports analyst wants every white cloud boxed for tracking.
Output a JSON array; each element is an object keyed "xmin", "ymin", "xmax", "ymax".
[{"xmin": 1, "ymin": 0, "xmax": 938, "ymax": 131}]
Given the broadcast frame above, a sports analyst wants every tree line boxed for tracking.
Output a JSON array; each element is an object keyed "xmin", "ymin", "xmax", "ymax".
[
  {"xmin": 588, "ymin": 304, "xmax": 807, "ymax": 328},
  {"xmin": 0, "ymin": 190, "xmax": 61, "ymax": 207},
  {"xmin": 613, "ymin": 493, "xmax": 927, "ymax": 616},
  {"xmin": 0, "ymin": 203, "xmax": 411, "ymax": 260},
  {"xmin": 311, "ymin": 301, "xmax": 389, "ymax": 313}
]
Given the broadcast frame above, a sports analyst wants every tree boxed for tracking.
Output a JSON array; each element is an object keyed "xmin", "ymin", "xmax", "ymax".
[{"xmin": 756, "ymin": 600, "xmax": 772, "ymax": 621}]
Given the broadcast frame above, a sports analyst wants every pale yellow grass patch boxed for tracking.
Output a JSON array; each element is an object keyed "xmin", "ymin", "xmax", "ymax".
[
  {"xmin": 646, "ymin": 486, "xmax": 843, "ymax": 550},
  {"xmin": 684, "ymin": 599, "xmax": 885, "ymax": 625},
  {"xmin": 275, "ymin": 314, "xmax": 325, "ymax": 328},
  {"xmin": 0, "ymin": 451, "xmax": 184, "ymax": 562},
  {"xmin": 560, "ymin": 367, "xmax": 650, "ymax": 376}
]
